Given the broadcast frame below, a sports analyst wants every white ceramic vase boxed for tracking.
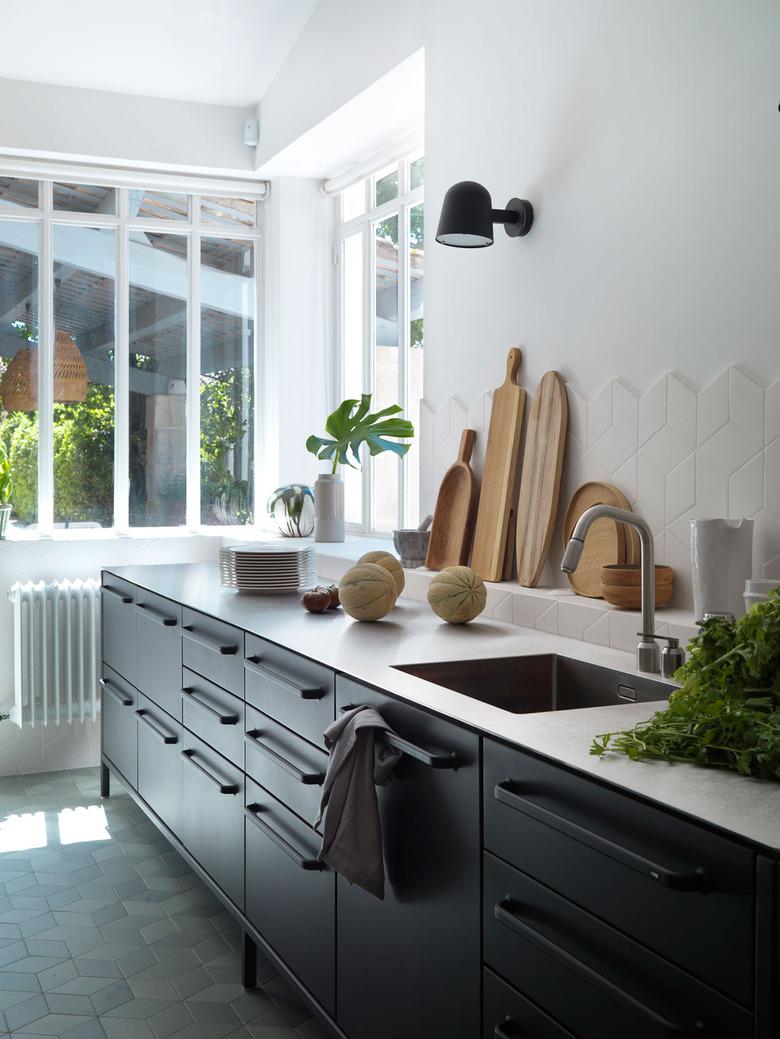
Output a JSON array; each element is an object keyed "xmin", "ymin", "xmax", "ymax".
[
  {"xmin": 314, "ymin": 473, "xmax": 345, "ymax": 543},
  {"xmin": 690, "ymin": 518, "xmax": 753, "ymax": 621}
]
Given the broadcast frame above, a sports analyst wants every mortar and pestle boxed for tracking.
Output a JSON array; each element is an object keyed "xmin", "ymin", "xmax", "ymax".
[{"xmin": 393, "ymin": 516, "xmax": 433, "ymax": 568}]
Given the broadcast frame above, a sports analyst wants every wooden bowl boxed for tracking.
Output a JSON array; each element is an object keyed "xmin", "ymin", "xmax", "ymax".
[{"xmin": 601, "ymin": 564, "xmax": 673, "ymax": 609}]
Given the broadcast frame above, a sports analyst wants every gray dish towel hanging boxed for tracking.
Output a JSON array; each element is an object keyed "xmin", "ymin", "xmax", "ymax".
[{"xmin": 315, "ymin": 705, "xmax": 402, "ymax": 900}]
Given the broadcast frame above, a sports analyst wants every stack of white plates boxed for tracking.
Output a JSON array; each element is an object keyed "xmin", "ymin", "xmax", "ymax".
[{"xmin": 219, "ymin": 542, "xmax": 316, "ymax": 594}]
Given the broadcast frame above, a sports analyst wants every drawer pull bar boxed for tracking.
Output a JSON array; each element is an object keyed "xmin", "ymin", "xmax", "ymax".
[
  {"xmin": 494, "ymin": 900, "xmax": 705, "ymax": 1037},
  {"xmin": 245, "ymin": 730, "xmax": 325, "ymax": 785},
  {"xmin": 494, "ymin": 783, "xmax": 707, "ymax": 892},
  {"xmin": 136, "ymin": 602, "xmax": 177, "ymax": 626},
  {"xmin": 181, "ymin": 749, "xmax": 239, "ymax": 794},
  {"xmin": 182, "ymin": 627, "xmax": 238, "ymax": 655},
  {"xmin": 244, "ymin": 658, "xmax": 322, "ymax": 700},
  {"xmin": 340, "ymin": 705, "xmax": 459, "ymax": 770},
  {"xmin": 102, "ymin": 586, "xmax": 133, "ymax": 604},
  {"xmin": 100, "ymin": 678, "xmax": 132, "ymax": 707},
  {"xmin": 136, "ymin": 709, "xmax": 178, "ymax": 745},
  {"xmin": 245, "ymin": 804, "xmax": 324, "ymax": 871},
  {"xmin": 182, "ymin": 687, "xmax": 239, "ymax": 725}
]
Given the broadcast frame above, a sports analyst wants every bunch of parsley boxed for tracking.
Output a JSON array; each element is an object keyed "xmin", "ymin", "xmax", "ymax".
[{"xmin": 591, "ymin": 588, "xmax": 780, "ymax": 779}]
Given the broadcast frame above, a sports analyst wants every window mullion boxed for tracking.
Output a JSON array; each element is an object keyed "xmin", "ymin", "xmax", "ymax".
[
  {"xmin": 364, "ymin": 221, "xmax": 374, "ymax": 535},
  {"xmin": 186, "ymin": 230, "xmax": 201, "ymax": 529},
  {"xmin": 398, "ymin": 203, "xmax": 411, "ymax": 529},
  {"xmin": 37, "ymin": 181, "xmax": 54, "ymax": 534},
  {"xmin": 114, "ymin": 191, "xmax": 130, "ymax": 531}
]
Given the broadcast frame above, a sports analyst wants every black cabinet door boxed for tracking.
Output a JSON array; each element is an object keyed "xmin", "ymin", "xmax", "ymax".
[
  {"xmin": 137, "ymin": 693, "xmax": 182, "ymax": 835},
  {"xmin": 181, "ymin": 608, "xmax": 243, "ymax": 696},
  {"xmin": 135, "ymin": 589, "xmax": 182, "ymax": 719},
  {"xmin": 181, "ymin": 730, "xmax": 244, "ymax": 911},
  {"xmin": 245, "ymin": 778, "xmax": 335, "ymax": 1015},
  {"xmin": 334, "ymin": 676, "xmax": 480, "ymax": 1039},
  {"xmin": 100, "ymin": 665, "xmax": 138, "ymax": 788},
  {"xmin": 101, "ymin": 575, "xmax": 137, "ymax": 686},
  {"xmin": 483, "ymin": 968, "xmax": 576, "ymax": 1039}
]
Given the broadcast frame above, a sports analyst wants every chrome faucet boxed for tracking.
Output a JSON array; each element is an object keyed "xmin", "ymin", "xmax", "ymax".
[{"xmin": 561, "ymin": 505, "xmax": 664, "ymax": 674}]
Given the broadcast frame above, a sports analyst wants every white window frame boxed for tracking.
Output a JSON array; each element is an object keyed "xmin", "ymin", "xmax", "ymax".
[
  {"xmin": 332, "ymin": 150, "xmax": 423, "ymax": 535},
  {"xmin": 0, "ymin": 171, "xmax": 265, "ymax": 536}
]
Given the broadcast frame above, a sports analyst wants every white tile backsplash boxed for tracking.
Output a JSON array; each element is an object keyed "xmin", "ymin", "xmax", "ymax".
[{"xmin": 419, "ymin": 364, "xmax": 780, "ymax": 636}]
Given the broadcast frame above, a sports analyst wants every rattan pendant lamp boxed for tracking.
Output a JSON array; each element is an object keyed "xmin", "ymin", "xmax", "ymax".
[{"xmin": 0, "ymin": 300, "xmax": 88, "ymax": 413}]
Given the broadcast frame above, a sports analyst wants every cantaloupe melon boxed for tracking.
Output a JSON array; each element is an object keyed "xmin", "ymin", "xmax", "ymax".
[
  {"xmin": 358, "ymin": 550, "xmax": 405, "ymax": 597},
  {"xmin": 339, "ymin": 563, "xmax": 398, "ymax": 622},
  {"xmin": 427, "ymin": 566, "xmax": 486, "ymax": 624}
]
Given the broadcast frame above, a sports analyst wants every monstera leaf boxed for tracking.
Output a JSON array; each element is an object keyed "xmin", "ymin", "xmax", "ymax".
[{"xmin": 306, "ymin": 395, "xmax": 414, "ymax": 473}]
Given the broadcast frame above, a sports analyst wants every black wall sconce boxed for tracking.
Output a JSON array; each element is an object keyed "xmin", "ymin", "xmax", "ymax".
[{"xmin": 435, "ymin": 181, "xmax": 534, "ymax": 248}]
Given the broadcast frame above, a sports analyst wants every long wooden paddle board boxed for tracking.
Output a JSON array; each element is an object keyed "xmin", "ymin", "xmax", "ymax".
[{"xmin": 425, "ymin": 429, "xmax": 479, "ymax": 570}]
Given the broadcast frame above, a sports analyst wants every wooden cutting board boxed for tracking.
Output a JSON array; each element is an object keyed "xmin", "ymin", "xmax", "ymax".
[
  {"xmin": 470, "ymin": 348, "xmax": 527, "ymax": 582},
  {"xmin": 425, "ymin": 429, "xmax": 479, "ymax": 571},
  {"xmin": 562, "ymin": 482, "xmax": 638, "ymax": 597},
  {"xmin": 515, "ymin": 372, "xmax": 568, "ymax": 587}
]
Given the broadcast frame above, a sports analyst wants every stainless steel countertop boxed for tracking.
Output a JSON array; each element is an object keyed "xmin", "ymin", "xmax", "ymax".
[{"xmin": 106, "ymin": 562, "xmax": 780, "ymax": 854}]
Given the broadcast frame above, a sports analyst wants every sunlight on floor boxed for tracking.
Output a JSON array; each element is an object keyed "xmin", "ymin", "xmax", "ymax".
[
  {"xmin": 0, "ymin": 809, "xmax": 47, "ymax": 853},
  {"xmin": 57, "ymin": 803, "xmax": 111, "ymax": 844},
  {"xmin": 0, "ymin": 803, "xmax": 111, "ymax": 852}
]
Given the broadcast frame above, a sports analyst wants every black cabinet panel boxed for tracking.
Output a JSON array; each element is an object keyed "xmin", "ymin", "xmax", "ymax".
[
  {"xmin": 101, "ymin": 665, "xmax": 137, "ymax": 788},
  {"xmin": 483, "ymin": 968, "xmax": 576, "ymax": 1039},
  {"xmin": 101, "ymin": 575, "xmax": 137, "ymax": 685},
  {"xmin": 334, "ymin": 676, "xmax": 480, "ymax": 1039},
  {"xmin": 244, "ymin": 778, "xmax": 335, "ymax": 1015},
  {"xmin": 182, "ymin": 607, "xmax": 243, "ymax": 695},
  {"xmin": 484, "ymin": 851, "xmax": 753, "ymax": 1039},
  {"xmin": 484, "ymin": 738, "xmax": 755, "ymax": 1007},
  {"xmin": 244, "ymin": 704, "xmax": 327, "ymax": 826},
  {"xmin": 244, "ymin": 634, "xmax": 334, "ymax": 747},
  {"xmin": 137, "ymin": 693, "xmax": 182, "ymax": 835},
  {"xmin": 181, "ymin": 730, "xmax": 244, "ymax": 910},
  {"xmin": 182, "ymin": 668, "xmax": 244, "ymax": 763},
  {"xmin": 135, "ymin": 589, "xmax": 182, "ymax": 718}
]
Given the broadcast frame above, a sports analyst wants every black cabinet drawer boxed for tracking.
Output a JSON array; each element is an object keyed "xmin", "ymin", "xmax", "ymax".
[
  {"xmin": 244, "ymin": 633, "xmax": 334, "ymax": 747},
  {"xmin": 483, "ymin": 968, "xmax": 575, "ymax": 1039},
  {"xmin": 484, "ymin": 852, "xmax": 753, "ymax": 1039},
  {"xmin": 182, "ymin": 608, "xmax": 243, "ymax": 696},
  {"xmin": 484, "ymin": 738, "xmax": 755, "ymax": 1007},
  {"xmin": 245, "ymin": 778, "xmax": 335, "ymax": 1015},
  {"xmin": 181, "ymin": 731, "xmax": 244, "ymax": 910},
  {"xmin": 182, "ymin": 668, "xmax": 243, "ymax": 762},
  {"xmin": 137, "ymin": 693, "xmax": 182, "ymax": 835},
  {"xmin": 135, "ymin": 588, "xmax": 181, "ymax": 718},
  {"xmin": 101, "ymin": 575, "xmax": 137, "ymax": 685},
  {"xmin": 244, "ymin": 705, "xmax": 327, "ymax": 826},
  {"xmin": 101, "ymin": 665, "xmax": 137, "ymax": 788}
]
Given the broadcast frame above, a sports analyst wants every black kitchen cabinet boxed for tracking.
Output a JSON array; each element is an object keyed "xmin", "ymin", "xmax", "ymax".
[
  {"xmin": 100, "ymin": 665, "xmax": 137, "ymax": 788},
  {"xmin": 136, "ymin": 693, "xmax": 182, "ymax": 835},
  {"xmin": 101, "ymin": 574, "xmax": 137, "ymax": 685},
  {"xmin": 135, "ymin": 588, "xmax": 182, "ymax": 718},
  {"xmin": 483, "ymin": 967, "xmax": 576, "ymax": 1039},
  {"xmin": 334, "ymin": 676, "xmax": 481, "ymax": 1039},
  {"xmin": 244, "ymin": 777, "xmax": 335, "ymax": 1015},
  {"xmin": 181, "ymin": 730, "xmax": 244, "ymax": 911}
]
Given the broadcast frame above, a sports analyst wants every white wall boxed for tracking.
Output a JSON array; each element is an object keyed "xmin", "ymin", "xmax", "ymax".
[
  {"xmin": 0, "ymin": 77, "xmax": 255, "ymax": 175},
  {"xmin": 0, "ymin": 535, "xmax": 218, "ymax": 775}
]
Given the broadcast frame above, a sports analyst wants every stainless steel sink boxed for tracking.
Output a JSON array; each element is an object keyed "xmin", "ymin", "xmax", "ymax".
[{"xmin": 393, "ymin": 654, "xmax": 670, "ymax": 714}]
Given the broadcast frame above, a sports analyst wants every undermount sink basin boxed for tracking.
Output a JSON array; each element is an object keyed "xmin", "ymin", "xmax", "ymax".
[{"xmin": 393, "ymin": 654, "xmax": 670, "ymax": 715}]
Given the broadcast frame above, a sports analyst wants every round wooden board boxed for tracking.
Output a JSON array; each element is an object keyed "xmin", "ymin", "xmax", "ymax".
[{"xmin": 563, "ymin": 482, "xmax": 636, "ymax": 598}]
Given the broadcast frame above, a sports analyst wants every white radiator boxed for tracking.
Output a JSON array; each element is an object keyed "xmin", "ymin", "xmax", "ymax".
[{"xmin": 8, "ymin": 579, "xmax": 101, "ymax": 728}]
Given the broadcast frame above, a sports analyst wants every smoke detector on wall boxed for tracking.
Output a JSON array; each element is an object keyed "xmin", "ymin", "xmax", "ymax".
[{"xmin": 243, "ymin": 119, "xmax": 260, "ymax": 148}]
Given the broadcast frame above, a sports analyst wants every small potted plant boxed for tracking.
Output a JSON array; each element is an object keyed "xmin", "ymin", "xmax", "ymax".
[
  {"xmin": 0, "ymin": 443, "xmax": 13, "ymax": 540},
  {"xmin": 306, "ymin": 394, "xmax": 414, "ymax": 542}
]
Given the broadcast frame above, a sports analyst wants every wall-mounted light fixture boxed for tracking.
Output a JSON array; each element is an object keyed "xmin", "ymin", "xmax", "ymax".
[{"xmin": 435, "ymin": 181, "xmax": 534, "ymax": 248}]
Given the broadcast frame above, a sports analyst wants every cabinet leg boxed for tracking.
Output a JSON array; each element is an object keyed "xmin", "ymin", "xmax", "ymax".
[
  {"xmin": 241, "ymin": 932, "xmax": 257, "ymax": 990},
  {"xmin": 100, "ymin": 763, "xmax": 110, "ymax": 799}
]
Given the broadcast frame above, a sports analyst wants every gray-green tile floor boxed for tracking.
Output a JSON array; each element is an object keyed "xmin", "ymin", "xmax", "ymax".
[{"xmin": 0, "ymin": 768, "xmax": 331, "ymax": 1039}]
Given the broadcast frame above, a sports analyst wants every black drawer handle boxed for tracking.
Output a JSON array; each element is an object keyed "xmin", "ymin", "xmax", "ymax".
[
  {"xmin": 102, "ymin": 586, "xmax": 133, "ymax": 604},
  {"xmin": 182, "ymin": 687, "xmax": 239, "ymax": 725},
  {"xmin": 244, "ymin": 658, "xmax": 323, "ymax": 700},
  {"xmin": 340, "ymin": 705, "xmax": 459, "ymax": 769},
  {"xmin": 494, "ymin": 1021, "xmax": 537, "ymax": 1039},
  {"xmin": 245, "ymin": 804, "xmax": 324, "ymax": 871},
  {"xmin": 136, "ymin": 602, "xmax": 177, "ymax": 626},
  {"xmin": 136, "ymin": 709, "xmax": 178, "ymax": 745},
  {"xmin": 245, "ymin": 730, "xmax": 325, "ymax": 785},
  {"xmin": 181, "ymin": 749, "xmax": 239, "ymax": 794},
  {"xmin": 100, "ymin": 678, "xmax": 132, "ymax": 707},
  {"xmin": 182, "ymin": 626, "xmax": 238, "ymax": 655},
  {"xmin": 494, "ymin": 900, "xmax": 705, "ymax": 1037},
  {"xmin": 494, "ymin": 782, "xmax": 707, "ymax": 892}
]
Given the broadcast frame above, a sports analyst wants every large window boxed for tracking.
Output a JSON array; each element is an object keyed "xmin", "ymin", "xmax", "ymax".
[
  {"xmin": 0, "ymin": 178, "xmax": 261, "ymax": 532},
  {"xmin": 334, "ymin": 151, "xmax": 424, "ymax": 534}
]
